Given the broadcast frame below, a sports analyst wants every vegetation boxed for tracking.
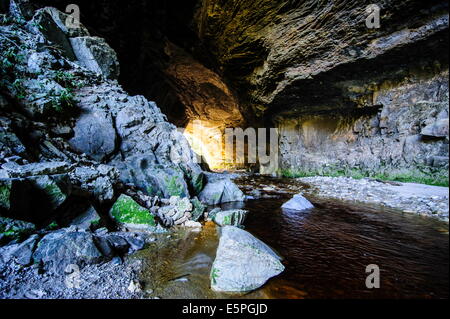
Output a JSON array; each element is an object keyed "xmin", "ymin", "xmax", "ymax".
[
  {"xmin": 166, "ymin": 176, "xmax": 185, "ymax": 197},
  {"xmin": 111, "ymin": 195, "xmax": 156, "ymax": 226},
  {"xmin": 211, "ymin": 268, "xmax": 220, "ymax": 285},
  {"xmin": 279, "ymin": 167, "xmax": 449, "ymax": 187},
  {"xmin": 0, "ymin": 183, "xmax": 11, "ymax": 210}
]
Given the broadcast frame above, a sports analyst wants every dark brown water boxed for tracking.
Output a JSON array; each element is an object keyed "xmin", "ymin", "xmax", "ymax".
[{"xmin": 138, "ymin": 176, "xmax": 449, "ymax": 299}]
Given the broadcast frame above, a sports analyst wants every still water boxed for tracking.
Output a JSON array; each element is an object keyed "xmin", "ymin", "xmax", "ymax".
[{"xmin": 137, "ymin": 176, "xmax": 449, "ymax": 299}]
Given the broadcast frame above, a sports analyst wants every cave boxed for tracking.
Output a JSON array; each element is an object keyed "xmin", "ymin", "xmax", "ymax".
[
  {"xmin": 0, "ymin": 0, "xmax": 449, "ymax": 301},
  {"xmin": 26, "ymin": 0, "xmax": 449, "ymax": 177}
]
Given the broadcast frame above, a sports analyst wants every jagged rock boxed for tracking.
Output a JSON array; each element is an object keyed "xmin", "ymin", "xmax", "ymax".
[
  {"xmin": 8, "ymin": 0, "xmax": 35, "ymax": 20},
  {"xmin": 28, "ymin": 7, "xmax": 76, "ymax": 60},
  {"xmin": 69, "ymin": 206, "xmax": 101, "ymax": 229},
  {"xmin": 0, "ymin": 234, "xmax": 39, "ymax": 265},
  {"xmin": 0, "ymin": 117, "xmax": 27, "ymax": 159},
  {"xmin": 104, "ymin": 234, "xmax": 130, "ymax": 255},
  {"xmin": 115, "ymin": 157, "xmax": 190, "ymax": 199},
  {"xmin": 199, "ymin": 178, "xmax": 245, "ymax": 205},
  {"xmin": 70, "ymin": 36, "xmax": 120, "ymax": 79},
  {"xmin": 69, "ymin": 165, "xmax": 118, "ymax": 202},
  {"xmin": 210, "ymin": 226, "xmax": 284, "ymax": 292},
  {"xmin": 190, "ymin": 197, "xmax": 206, "ymax": 222},
  {"xmin": 36, "ymin": 7, "xmax": 90, "ymax": 38},
  {"xmin": 421, "ymin": 119, "xmax": 449, "ymax": 138},
  {"xmin": 206, "ymin": 208, "xmax": 221, "ymax": 221},
  {"xmin": 109, "ymin": 194, "xmax": 158, "ymax": 232},
  {"xmin": 0, "ymin": 217, "xmax": 35, "ymax": 244},
  {"xmin": 19, "ymin": 79, "xmax": 67, "ymax": 118},
  {"xmin": 94, "ymin": 231, "xmax": 146, "ymax": 258},
  {"xmin": 0, "ymin": 161, "xmax": 71, "ymax": 178},
  {"xmin": 33, "ymin": 230, "xmax": 104, "ymax": 274},
  {"xmin": 69, "ymin": 106, "xmax": 117, "ymax": 162},
  {"xmin": 282, "ymin": 194, "xmax": 314, "ymax": 212},
  {"xmin": 157, "ymin": 196, "xmax": 194, "ymax": 226},
  {"xmin": 115, "ymin": 232, "xmax": 147, "ymax": 252},
  {"xmin": 213, "ymin": 209, "xmax": 249, "ymax": 227}
]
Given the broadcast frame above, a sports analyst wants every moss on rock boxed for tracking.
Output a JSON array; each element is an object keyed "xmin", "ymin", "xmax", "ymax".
[
  {"xmin": 0, "ymin": 181, "xmax": 12, "ymax": 210},
  {"xmin": 110, "ymin": 194, "xmax": 156, "ymax": 227}
]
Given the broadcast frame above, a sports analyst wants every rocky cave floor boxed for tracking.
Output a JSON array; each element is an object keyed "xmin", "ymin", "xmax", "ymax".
[{"xmin": 1, "ymin": 173, "xmax": 448, "ymax": 299}]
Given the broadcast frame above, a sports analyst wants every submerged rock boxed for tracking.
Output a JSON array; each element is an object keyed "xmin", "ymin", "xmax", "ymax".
[
  {"xmin": 282, "ymin": 194, "xmax": 314, "ymax": 211},
  {"xmin": 210, "ymin": 226, "xmax": 284, "ymax": 292},
  {"xmin": 213, "ymin": 209, "xmax": 248, "ymax": 227}
]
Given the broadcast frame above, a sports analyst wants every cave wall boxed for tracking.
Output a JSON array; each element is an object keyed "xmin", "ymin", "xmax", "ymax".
[
  {"xmin": 194, "ymin": 0, "xmax": 449, "ymax": 177},
  {"xmin": 32, "ymin": 0, "xmax": 449, "ymax": 177},
  {"xmin": 33, "ymin": 0, "xmax": 244, "ymax": 129},
  {"xmin": 276, "ymin": 70, "xmax": 449, "ymax": 181}
]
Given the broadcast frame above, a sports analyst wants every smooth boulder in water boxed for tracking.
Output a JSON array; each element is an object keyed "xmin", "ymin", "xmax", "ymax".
[
  {"xmin": 199, "ymin": 179, "xmax": 245, "ymax": 205},
  {"xmin": 210, "ymin": 226, "xmax": 284, "ymax": 292},
  {"xmin": 213, "ymin": 210, "xmax": 248, "ymax": 227},
  {"xmin": 282, "ymin": 194, "xmax": 314, "ymax": 211}
]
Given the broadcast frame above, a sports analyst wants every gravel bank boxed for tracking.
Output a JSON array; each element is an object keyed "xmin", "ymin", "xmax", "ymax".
[
  {"xmin": 299, "ymin": 177, "xmax": 449, "ymax": 222},
  {"xmin": 0, "ymin": 257, "xmax": 145, "ymax": 299}
]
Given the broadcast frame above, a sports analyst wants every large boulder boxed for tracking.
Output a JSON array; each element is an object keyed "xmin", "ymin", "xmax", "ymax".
[
  {"xmin": 199, "ymin": 178, "xmax": 245, "ymax": 205},
  {"xmin": 109, "ymin": 194, "xmax": 158, "ymax": 232},
  {"xmin": 210, "ymin": 226, "xmax": 284, "ymax": 292},
  {"xmin": 27, "ymin": 7, "xmax": 77, "ymax": 61},
  {"xmin": 0, "ymin": 234, "xmax": 39, "ymax": 265},
  {"xmin": 282, "ymin": 194, "xmax": 314, "ymax": 211},
  {"xmin": 33, "ymin": 230, "xmax": 103, "ymax": 274},
  {"xmin": 115, "ymin": 157, "xmax": 190, "ymax": 199},
  {"xmin": 70, "ymin": 36, "xmax": 120, "ymax": 80},
  {"xmin": 213, "ymin": 209, "xmax": 248, "ymax": 227}
]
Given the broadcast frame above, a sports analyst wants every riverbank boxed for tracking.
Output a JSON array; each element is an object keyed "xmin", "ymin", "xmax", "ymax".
[
  {"xmin": 298, "ymin": 176, "xmax": 449, "ymax": 222},
  {"xmin": 0, "ymin": 256, "xmax": 144, "ymax": 299}
]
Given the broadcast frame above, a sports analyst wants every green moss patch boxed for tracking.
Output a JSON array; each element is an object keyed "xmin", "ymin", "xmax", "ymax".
[
  {"xmin": 110, "ymin": 194, "xmax": 156, "ymax": 226},
  {"xmin": 279, "ymin": 167, "xmax": 449, "ymax": 187},
  {"xmin": 0, "ymin": 182, "xmax": 12, "ymax": 210}
]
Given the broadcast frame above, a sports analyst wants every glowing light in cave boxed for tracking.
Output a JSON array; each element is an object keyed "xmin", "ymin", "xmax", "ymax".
[{"xmin": 183, "ymin": 120, "xmax": 226, "ymax": 170}]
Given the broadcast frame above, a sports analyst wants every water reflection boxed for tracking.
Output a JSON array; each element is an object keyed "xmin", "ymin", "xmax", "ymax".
[{"xmin": 136, "ymin": 177, "xmax": 449, "ymax": 299}]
